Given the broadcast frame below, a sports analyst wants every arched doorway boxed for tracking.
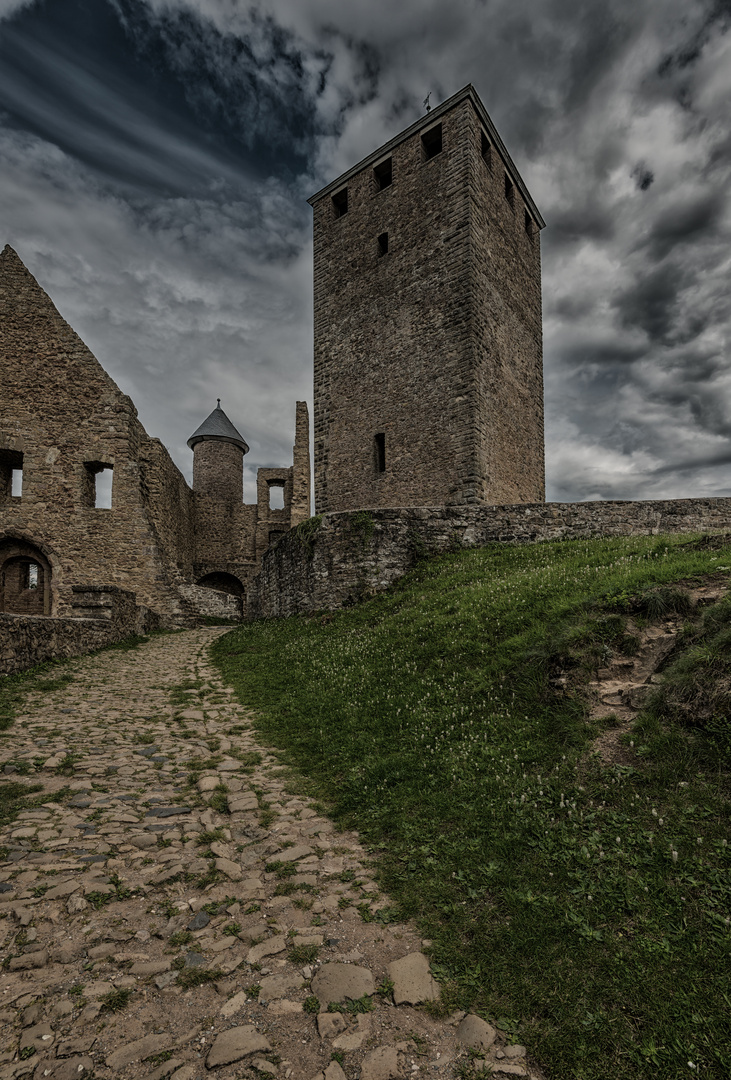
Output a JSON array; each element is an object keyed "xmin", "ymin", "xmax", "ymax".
[
  {"xmin": 0, "ymin": 539, "xmax": 52, "ymax": 615},
  {"xmin": 196, "ymin": 572, "xmax": 244, "ymax": 597}
]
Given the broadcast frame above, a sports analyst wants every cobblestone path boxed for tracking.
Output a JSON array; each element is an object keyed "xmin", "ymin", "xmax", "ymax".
[{"xmin": 0, "ymin": 629, "xmax": 540, "ymax": 1080}]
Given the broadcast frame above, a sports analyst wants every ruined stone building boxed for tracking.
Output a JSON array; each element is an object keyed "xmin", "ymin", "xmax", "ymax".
[
  {"xmin": 0, "ymin": 245, "xmax": 310, "ymax": 623},
  {"xmin": 2, "ymin": 82, "xmax": 544, "ymax": 649},
  {"xmin": 309, "ymin": 84, "xmax": 545, "ymax": 513}
]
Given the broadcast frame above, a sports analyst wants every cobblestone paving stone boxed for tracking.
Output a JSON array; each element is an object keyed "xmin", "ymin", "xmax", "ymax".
[{"xmin": 0, "ymin": 630, "xmax": 542, "ymax": 1080}]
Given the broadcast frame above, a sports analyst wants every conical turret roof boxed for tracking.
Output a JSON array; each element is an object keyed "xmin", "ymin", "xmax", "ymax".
[{"xmin": 187, "ymin": 400, "xmax": 249, "ymax": 453}]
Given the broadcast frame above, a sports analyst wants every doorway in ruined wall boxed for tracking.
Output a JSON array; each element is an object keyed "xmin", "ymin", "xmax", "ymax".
[
  {"xmin": 196, "ymin": 572, "xmax": 245, "ymax": 597},
  {"xmin": 0, "ymin": 540, "xmax": 52, "ymax": 615}
]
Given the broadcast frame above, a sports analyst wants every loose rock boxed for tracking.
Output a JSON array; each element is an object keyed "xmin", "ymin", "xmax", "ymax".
[
  {"xmin": 205, "ymin": 1025, "xmax": 271, "ymax": 1068},
  {"xmin": 310, "ymin": 962, "xmax": 375, "ymax": 1004},
  {"xmin": 388, "ymin": 952, "xmax": 439, "ymax": 1005}
]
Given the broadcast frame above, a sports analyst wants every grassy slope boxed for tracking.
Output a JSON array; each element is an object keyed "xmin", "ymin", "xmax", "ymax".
[{"xmin": 211, "ymin": 535, "xmax": 731, "ymax": 1080}]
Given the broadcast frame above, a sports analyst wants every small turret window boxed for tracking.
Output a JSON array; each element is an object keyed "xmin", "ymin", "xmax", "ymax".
[{"xmin": 377, "ymin": 232, "xmax": 389, "ymax": 256}]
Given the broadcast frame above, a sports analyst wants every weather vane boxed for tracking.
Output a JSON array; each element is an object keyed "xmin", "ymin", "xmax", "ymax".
[{"xmin": 423, "ymin": 92, "xmax": 431, "ymax": 113}]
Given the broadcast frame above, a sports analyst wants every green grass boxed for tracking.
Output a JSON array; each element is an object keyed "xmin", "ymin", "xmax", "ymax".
[
  {"xmin": 176, "ymin": 967, "xmax": 223, "ymax": 988},
  {"xmin": 212, "ymin": 534, "xmax": 731, "ymax": 1080},
  {"xmin": 99, "ymin": 987, "xmax": 134, "ymax": 1012}
]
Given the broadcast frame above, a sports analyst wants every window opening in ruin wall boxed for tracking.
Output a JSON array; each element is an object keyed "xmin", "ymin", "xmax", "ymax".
[
  {"xmin": 0, "ymin": 449, "xmax": 24, "ymax": 502},
  {"xmin": 268, "ymin": 482, "xmax": 285, "ymax": 511},
  {"xmin": 83, "ymin": 462, "xmax": 114, "ymax": 509}
]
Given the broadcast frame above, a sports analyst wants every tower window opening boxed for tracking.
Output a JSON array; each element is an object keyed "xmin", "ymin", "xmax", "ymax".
[
  {"xmin": 268, "ymin": 483, "xmax": 285, "ymax": 510},
  {"xmin": 373, "ymin": 157, "xmax": 392, "ymax": 190},
  {"xmin": 332, "ymin": 188, "xmax": 348, "ymax": 218},
  {"xmin": 26, "ymin": 563, "xmax": 39, "ymax": 590},
  {"xmin": 374, "ymin": 433, "xmax": 386, "ymax": 474},
  {"xmin": 504, "ymin": 174, "xmax": 515, "ymax": 210},
  {"xmin": 11, "ymin": 469, "xmax": 22, "ymax": 497},
  {"xmin": 421, "ymin": 124, "xmax": 442, "ymax": 160},
  {"xmin": 377, "ymin": 232, "xmax": 389, "ymax": 257},
  {"xmin": 481, "ymin": 130, "xmax": 492, "ymax": 169}
]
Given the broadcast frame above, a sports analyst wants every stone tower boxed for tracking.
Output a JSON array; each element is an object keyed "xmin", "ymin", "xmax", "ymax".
[
  {"xmin": 187, "ymin": 399, "xmax": 311, "ymax": 597},
  {"xmin": 308, "ymin": 84, "xmax": 546, "ymax": 513},
  {"xmin": 188, "ymin": 400, "xmax": 249, "ymax": 501}
]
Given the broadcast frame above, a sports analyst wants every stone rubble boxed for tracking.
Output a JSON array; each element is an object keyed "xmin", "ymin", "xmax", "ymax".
[{"xmin": 0, "ymin": 628, "xmax": 543, "ymax": 1080}]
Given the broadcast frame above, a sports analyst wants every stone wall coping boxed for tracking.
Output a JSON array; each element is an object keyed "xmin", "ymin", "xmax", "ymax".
[
  {"xmin": 1, "ymin": 613, "xmax": 111, "ymax": 625},
  {"xmin": 70, "ymin": 584, "xmax": 137, "ymax": 596},
  {"xmin": 248, "ymin": 495, "xmax": 731, "ymax": 620}
]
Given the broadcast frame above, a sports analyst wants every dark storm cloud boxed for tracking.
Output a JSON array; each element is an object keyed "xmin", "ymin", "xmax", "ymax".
[
  {"xmin": 614, "ymin": 263, "xmax": 693, "ymax": 345},
  {"xmin": 1, "ymin": 0, "xmax": 730, "ymax": 504},
  {"xmin": 657, "ymin": 0, "xmax": 731, "ymax": 75},
  {"xmin": 113, "ymin": 0, "xmax": 320, "ymax": 173},
  {"xmin": 0, "ymin": 1, "xmax": 249, "ymax": 193},
  {"xmin": 640, "ymin": 192, "xmax": 725, "ymax": 261},
  {"xmin": 632, "ymin": 164, "xmax": 654, "ymax": 191}
]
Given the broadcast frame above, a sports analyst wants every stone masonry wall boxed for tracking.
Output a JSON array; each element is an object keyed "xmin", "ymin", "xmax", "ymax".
[
  {"xmin": 247, "ymin": 498, "xmax": 731, "ymax": 618},
  {"xmin": 0, "ymin": 586, "xmax": 158, "ymax": 675},
  {"xmin": 469, "ymin": 106, "xmax": 544, "ymax": 505},
  {"xmin": 0, "ymin": 246, "xmax": 195, "ymax": 618},
  {"xmin": 310, "ymin": 86, "xmax": 544, "ymax": 514}
]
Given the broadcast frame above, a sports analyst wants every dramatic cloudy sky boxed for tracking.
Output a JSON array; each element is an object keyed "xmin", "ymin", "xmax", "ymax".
[{"xmin": 1, "ymin": 0, "xmax": 730, "ymax": 502}]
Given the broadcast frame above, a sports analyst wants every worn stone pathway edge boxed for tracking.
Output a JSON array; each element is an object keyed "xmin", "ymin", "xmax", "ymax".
[{"xmin": 0, "ymin": 628, "xmax": 543, "ymax": 1080}]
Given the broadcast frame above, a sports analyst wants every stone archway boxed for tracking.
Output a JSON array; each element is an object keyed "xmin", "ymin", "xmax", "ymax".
[
  {"xmin": 0, "ymin": 538, "xmax": 52, "ymax": 615},
  {"xmin": 196, "ymin": 572, "xmax": 244, "ymax": 597}
]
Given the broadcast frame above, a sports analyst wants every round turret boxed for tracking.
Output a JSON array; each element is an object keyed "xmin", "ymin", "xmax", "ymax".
[{"xmin": 188, "ymin": 400, "xmax": 248, "ymax": 501}]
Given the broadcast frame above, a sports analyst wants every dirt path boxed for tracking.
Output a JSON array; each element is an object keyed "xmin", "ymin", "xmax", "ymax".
[
  {"xmin": 588, "ymin": 578, "xmax": 726, "ymax": 764},
  {"xmin": 0, "ymin": 629, "xmax": 539, "ymax": 1080}
]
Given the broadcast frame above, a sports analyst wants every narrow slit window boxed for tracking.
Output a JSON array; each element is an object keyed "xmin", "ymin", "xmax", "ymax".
[
  {"xmin": 374, "ymin": 433, "xmax": 386, "ymax": 474},
  {"xmin": 332, "ymin": 188, "xmax": 348, "ymax": 218},
  {"xmin": 26, "ymin": 563, "xmax": 39, "ymax": 590},
  {"xmin": 373, "ymin": 157, "xmax": 392, "ymax": 190},
  {"xmin": 377, "ymin": 232, "xmax": 389, "ymax": 257},
  {"xmin": 11, "ymin": 469, "xmax": 22, "ymax": 497},
  {"xmin": 504, "ymin": 174, "xmax": 515, "ymax": 210},
  {"xmin": 421, "ymin": 124, "xmax": 442, "ymax": 160},
  {"xmin": 94, "ymin": 467, "xmax": 113, "ymax": 509},
  {"xmin": 481, "ymin": 130, "xmax": 492, "ymax": 170}
]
